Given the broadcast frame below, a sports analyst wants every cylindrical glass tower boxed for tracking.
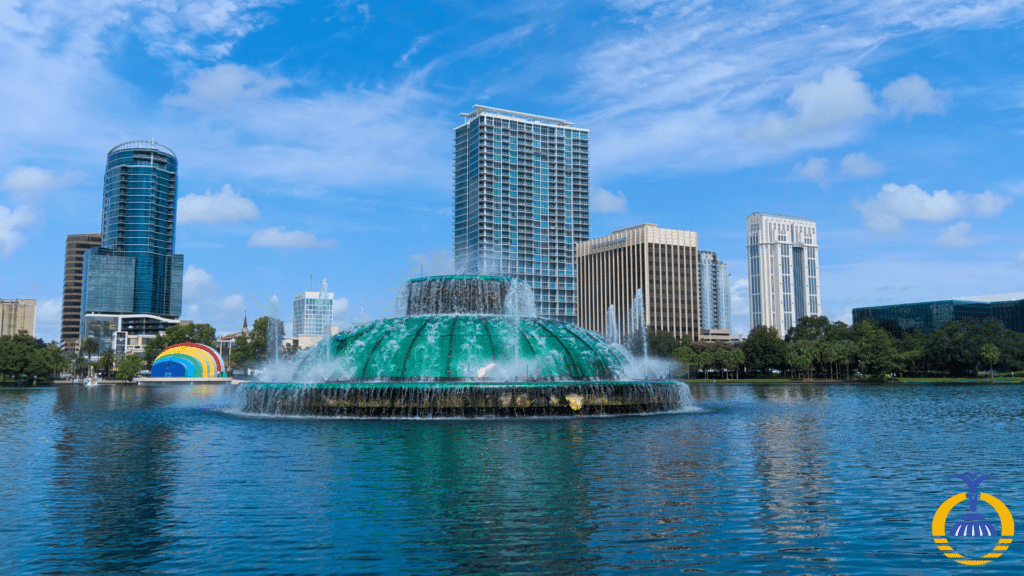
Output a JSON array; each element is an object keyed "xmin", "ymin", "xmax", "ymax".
[{"xmin": 101, "ymin": 140, "xmax": 182, "ymax": 316}]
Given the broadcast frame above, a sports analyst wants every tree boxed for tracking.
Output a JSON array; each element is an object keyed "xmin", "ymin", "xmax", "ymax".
[
  {"xmin": 97, "ymin": 349, "xmax": 116, "ymax": 376},
  {"xmin": 742, "ymin": 326, "xmax": 788, "ymax": 375},
  {"xmin": 229, "ymin": 316, "xmax": 284, "ymax": 369},
  {"xmin": 648, "ymin": 330, "xmax": 679, "ymax": 358},
  {"xmin": 980, "ymin": 343, "xmax": 1000, "ymax": 375},
  {"xmin": 145, "ymin": 322, "xmax": 218, "ymax": 366},
  {"xmin": 836, "ymin": 340, "xmax": 858, "ymax": 380},
  {"xmin": 671, "ymin": 346, "xmax": 698, "ymax": 378},
  {"xmin": 853, "ymin": 320, "xmax": 898, "ymax": 379},
  {"xmin": 0, "ymin": 333, "xmax": 52, "ymax": 382},
  {"xmin": 726, "ymin": 348, "xmax": 745, "ymax": 379},
  {"xmin": 786, "ymin": 316, "xmax": 832, "ymax": 342},
  {"xmin": 712, "ymin": 347, "xmax": 730, "ymax": 379},
  {"xmin": 116, "ymin": 355, "xmax": 144, "ymax": 381},
  {"xmin": 80, "ymin": 337, "xmax": 99, "ymax": 359}
]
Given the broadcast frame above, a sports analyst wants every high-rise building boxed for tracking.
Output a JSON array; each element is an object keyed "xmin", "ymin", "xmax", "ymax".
[
  {"xmin": 293, "ymin": 278, "xmax": 335, "ymax": 348},
  {"xmin": 453, "ymin": 105, "xmax": 590, "ymax": 324},
  {"xmin": 698, "ymin": 250, "xmax": 732, "ymax": 335},
  {"xmin": 576, "ymin": 224, "xmax": 699, "ymax": 343},
  {"xmin": 746, "ymin": 212, "xmax": 820, "ymax": 336},
  {"xmin": 0, "ymin": 299, "xmax": 36, "ymax": 337},
  {"xmin": 61, "ymin": 233, "xmax": 101, "ymax": 352},
  {"xmin": 81, "ymin": 140, "xmax": 184, "ymax": 352}
]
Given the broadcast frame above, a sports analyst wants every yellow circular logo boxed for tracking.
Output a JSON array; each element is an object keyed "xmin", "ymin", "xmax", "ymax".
[{"xmin": 933, "ymin": 491, "xmax": 1014, "ymax": 565}]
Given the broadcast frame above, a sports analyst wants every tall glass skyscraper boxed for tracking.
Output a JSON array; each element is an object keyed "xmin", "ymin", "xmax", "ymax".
[
  {"xmin": 81, "ymin": 141, "xmax": 183, "ymax": 345},
  {"xmin": 453, "ymin": 105, "xmax": 590, "ymax": 324},
  {"xmin": 698, "ymin": 250, "xmax": 732, "ymax": 333}
]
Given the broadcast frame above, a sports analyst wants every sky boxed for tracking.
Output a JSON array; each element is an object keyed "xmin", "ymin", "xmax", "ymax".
[{"xmin": 3, "ymin": 0, "xmax": 1024, "ymax": 343}]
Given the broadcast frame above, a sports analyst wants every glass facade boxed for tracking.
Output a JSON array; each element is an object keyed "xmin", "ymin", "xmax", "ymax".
[
  {"xmin": 698, "ymin": 250, "xmax": 732, "ymax": 333},
  {"xmin": 854, "ymin": 299, "xmax": 1024, "ymax": 336},
  {"xmin": 453, "ymin": 106, "xmax": 589, "ymax": 324},
  {"xmin": 293, "ymin": 291, "xmax": 333, "ymax": 337}
]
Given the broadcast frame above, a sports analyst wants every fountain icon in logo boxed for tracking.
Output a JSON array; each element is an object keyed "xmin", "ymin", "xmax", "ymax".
[{"xmin": 932, "ymin": 472, "xmax": 1014, "ymax": 565}]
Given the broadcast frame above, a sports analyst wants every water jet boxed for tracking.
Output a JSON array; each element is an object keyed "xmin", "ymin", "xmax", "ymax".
[{"xmin": 241, "ymin": 276, "xmax": 690, "ymax": 417}]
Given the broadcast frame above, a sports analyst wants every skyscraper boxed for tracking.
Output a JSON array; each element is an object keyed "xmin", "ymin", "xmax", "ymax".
[
  {"xmin": 0, "ymin": 299, "xmax": 35, "ymax": 337},
  {"xmin": 61, "ymin": 233, "xmax": 101, "ymax": 352},
  {"xmin": 293, "ymin": 278, "xmax": 335, "ymax": 348},
  {"xmin": 746, "ymin": 212, "xmax": 820, "ymax": 336},
  {"xmin": 576, "ymin": 224, "xmax": 700, "ymax": 343},
  {"xmin": 453, "ymin": 105, "xmax": 590, "ymax": 324},
  {"xmin": 698, "ymin": 250, "xmax": 732, "ymax": 335},
  {"xmin": 81, "ymin": 141, "xmax": 184, "ymax": 352}
]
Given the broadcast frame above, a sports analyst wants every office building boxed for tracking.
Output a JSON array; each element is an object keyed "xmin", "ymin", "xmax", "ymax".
[
  {"xmin": 853, "ymin": 296, "xmax": 1024, "ymax": 337},
  {"xmin": 81, "ymin": 140, "xmax": 184, "ymax": 353},
  {"xmin": 746, "ymin": 212, "xmax": 820, "ymax": 336},
  {"xmin": 698, "ymin": 250, "xmax": 732, "ymax": 336},
  {"xmin": 61, "ymin": 233, "xmax": 101, "ymax": 352},
  {"xmin": 293, "ymin": 278, "xmax": 336, "ymax": 349},
  {"xmin": 577, "ymin": 224, "xmax": 699, "ymax": 343},
  {"xmin": 0, "ymin": 299, "xmax": 36, "ymax": 337},
  {"xmin": 453, "ymin": 105, "xmax": 589, "ymax": 324}
]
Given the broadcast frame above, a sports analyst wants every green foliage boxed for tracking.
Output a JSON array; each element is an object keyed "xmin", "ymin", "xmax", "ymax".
[
  {"xmin": 229, "ymin": 316, "xmax": 284, "ymax": 368},
  {"xmin": 853, "ymin": 320, "xmax": 898, "ymax": 378},
  {"xmin": 742, "ymin": 326, "xmax": 788, "ymax": 375},
  {"xmin": 0, "ymin": 333, "xmax": 56, "ymax": 382},
  {"xmin": 144, "ymin": 322, "xmax": 218, "ymax": 366},
  {"xmin": 648, "ymin": 330, "xmax": 679, "ymax": 358},
  {"xmin": 980, "ymin": 343, "xmax": 1000, "ymax": 373},
  {"xmin": 97, "ymin": 349, "xmax": 116, "ymax": 375},
  {"xmin": 116, "ymin": 355, "xmax": 144, "ymax": 380},
  {"xmin": 80, "ymin": 337, "xmax": 98, "ymax": 358}
]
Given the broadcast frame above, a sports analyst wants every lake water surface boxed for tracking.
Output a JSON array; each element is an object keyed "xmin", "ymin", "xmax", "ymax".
[{"xmin": 2, "ymin": 382, "xmax": 1021, "ymax": 575}]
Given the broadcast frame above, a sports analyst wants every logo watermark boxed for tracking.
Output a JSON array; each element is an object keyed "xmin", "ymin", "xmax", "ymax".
[{"xmin": 932, "ymin": 472, "xmax": 1014, "ymax": 565}]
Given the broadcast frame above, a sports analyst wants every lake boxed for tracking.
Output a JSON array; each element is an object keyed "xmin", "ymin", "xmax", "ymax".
[{"xmin": 1, "ymin": 382, "xmax": 1021, "ymax": 574}]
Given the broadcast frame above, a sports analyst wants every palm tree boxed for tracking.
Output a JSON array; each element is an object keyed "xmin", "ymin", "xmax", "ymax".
[
  {"xmin": 80, "ymin": 338, "xmax": 99, "ymax": 360},
  {"xmin": 97, "ymin": 349, "xmax": 116, "ymax": 377}
]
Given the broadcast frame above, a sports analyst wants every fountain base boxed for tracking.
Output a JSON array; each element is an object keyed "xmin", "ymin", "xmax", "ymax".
[{"xmin": 241, "ymin": 381, "xmax": 689, "ymax": 417}]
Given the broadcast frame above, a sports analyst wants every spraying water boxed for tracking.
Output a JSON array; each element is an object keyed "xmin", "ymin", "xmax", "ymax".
[
  {"xmin": 628, "ymin": 288, "xmax": 649, "ymax": 358},
  {"xmin": 268, "ymin": 295, "xmax": 281, "ymax": 364},
  {"xmin": 605, "ymin": 304, "xmax": 620, "ymax": 345}
]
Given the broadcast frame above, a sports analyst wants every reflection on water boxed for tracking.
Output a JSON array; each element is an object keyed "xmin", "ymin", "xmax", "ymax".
[{"xmin": 1, "ymin": 383, "xmax": 1023, "ymax": 575}]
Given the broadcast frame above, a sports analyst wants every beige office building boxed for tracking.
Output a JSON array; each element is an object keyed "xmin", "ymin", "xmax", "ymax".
[
  {"xmin": 746, "ymin": 212, "xmax": 821, "ymax": 336},
  {"xmin": 576, "ymin": 224, "xmax": 699, "ymax": 343},
  {"xmin": 1, "ymin": 298, "xmax": 36, "ymax": 337},
  {"xmin": 61, "ymin": 233, "xmax": 102, "ymax": 352}
]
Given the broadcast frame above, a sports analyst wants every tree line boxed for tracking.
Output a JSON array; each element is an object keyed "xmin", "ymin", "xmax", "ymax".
[{"xmin": 649, "ymin": 315, "xmax": 1024, "ymax": 380}]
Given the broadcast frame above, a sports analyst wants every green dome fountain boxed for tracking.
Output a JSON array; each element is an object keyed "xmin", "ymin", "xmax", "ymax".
[{"xmin": 241, "ymin": 276, "xmax": 690, "ymax": 417}]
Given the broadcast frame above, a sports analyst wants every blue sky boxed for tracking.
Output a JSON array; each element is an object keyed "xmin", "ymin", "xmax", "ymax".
[{"xmin": 3, "ymin": 0, "xmax": 1024, "ymax": 343}]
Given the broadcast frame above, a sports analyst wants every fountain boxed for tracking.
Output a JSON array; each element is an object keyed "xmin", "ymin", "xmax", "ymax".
[{"xmin": 241, "ymin": 276, "xmax": 691, "ymax": 417}]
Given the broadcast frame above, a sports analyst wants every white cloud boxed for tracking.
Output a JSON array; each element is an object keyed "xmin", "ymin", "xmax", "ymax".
[
  {"xmin": 163, "ymin": 64, "xmax": 291, "ymax": 108},
  {"xmin": 1016, "ymin": 252, "xmax": 1024, "ymax": 266},
  {"xmin": 178, "ymin": 184, "xmax": 260, "ymax": 224},
  {"xmin": 248, "ymin": 226, "xmax": 337, "ymax": 248},
  {"xmin": 882, "ymin": 74, "xmax": 950, "ymax": 117},
  {"xmin": 0, "ymin": 204, "xmax": 34, "ymax": 258},
  {"xmin": 410, "ymin": 248, "xmax": 456, "ymax": 276},
  {"xmin": 754, "ymin": 66, "xmax": 878, "ymax": 140},
  {"xmin": 591, "ymin": 187, "xmax": 628, "ymax": 213},
  {"xmin": 794, "ymin": 157, "xmax": 829, "ymax": 188},
  {"xmin": 854, "ymin": 183, "xmax": 1013, "ymax": 233},
  {"xmin": 936, "ymin": 221, "xmax": 980, "ymax": 247},
  {"xmin": 840, "ymin": 152, "xmax": 885, "ymax": 177},
  {"xmin": 1, "ymin": 166, "xmax": 85, "ymax": 203},
  {"xmin": 183, "ymin": 265, "xmax": 219, "ymax": 302},
  {"xmin": 974, "ymin": 190, "xmax": 1014, "ymax": 217}
]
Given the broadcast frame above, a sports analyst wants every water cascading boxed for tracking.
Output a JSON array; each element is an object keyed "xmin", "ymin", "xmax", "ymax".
[
  {"xmin": 605, "ymin": 304, "xmax": 620, "ymax": 345},
  {"xmin": 241, "ymin": 276, "xmax": 692, "ymax": 417},
  {"xmin": 268, "ymin": 295, "xmax": 281, "ymax": 364}
]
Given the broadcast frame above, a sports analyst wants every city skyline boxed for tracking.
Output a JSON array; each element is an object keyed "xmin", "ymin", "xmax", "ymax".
[{"xmin": 3, "ymin": 1, "xmax": 1024, "ymax": 343}]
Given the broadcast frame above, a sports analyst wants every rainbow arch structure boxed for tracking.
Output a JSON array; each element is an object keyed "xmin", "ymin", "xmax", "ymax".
[{"xmin": 151, "ymin": 343, "xmax": 225, "ymax": 378}]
